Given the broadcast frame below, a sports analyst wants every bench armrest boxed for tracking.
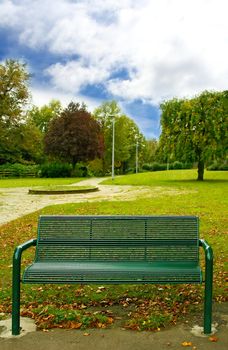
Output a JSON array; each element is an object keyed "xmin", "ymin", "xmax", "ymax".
[
  {"xmin": 13, "ymin": 239, "xmax": 37, "ymax": 279},
  {"xmin": 199, "ymin": 239, "xmax": 213, "ymax": 262}
]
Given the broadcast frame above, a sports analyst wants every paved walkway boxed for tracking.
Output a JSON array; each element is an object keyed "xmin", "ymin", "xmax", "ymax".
[
  {"xmin": 0, "ymin": 177, "xmax": 189, "ymax": 226},
  {"xmin": 0, "ymin": 320, "xmax": 228, "ymax": 350}
]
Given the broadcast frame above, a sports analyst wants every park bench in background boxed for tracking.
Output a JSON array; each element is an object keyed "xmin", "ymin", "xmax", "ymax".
[{"xmin": 12, "ymin": 215, "xmax": 213, "ymax": 335}]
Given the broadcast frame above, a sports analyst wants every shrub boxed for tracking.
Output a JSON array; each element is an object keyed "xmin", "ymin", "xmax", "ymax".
[
  {"xmin": 71, "ymin": 163, "xmax": 90, "ymax": 177},
  {"xmin": 172, "ymin": 161, "xmax": 183, "ymax": 169},
  {"xmin": 0, "ymin": 163, "xmax": 39, "ymax": 177},
  {"xmin": 39, "ymin": 162, "xmax": 72, "ymax": 178},
  {"xmin": 142, "ymin": 163, "xmax": 167, "ymax": 171},
  {"xmin": 87, "ymin": 158, "xmax": 104, "ymax": 177},
  {"xmin": 207, "ymin": 162, "xmax": 228, "ymax": 171},
  {"xmin": 142, "ymin": 162, "xmax": 193, "ymax": 171}
]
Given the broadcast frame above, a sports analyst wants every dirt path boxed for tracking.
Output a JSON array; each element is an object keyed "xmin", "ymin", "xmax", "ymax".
[{"xmin": 0, "ymin": 177, "xmax": 193, "ymax": 226}]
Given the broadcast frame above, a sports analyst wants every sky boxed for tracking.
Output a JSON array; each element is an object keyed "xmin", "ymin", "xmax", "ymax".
[{"xmin": 0, "ymin": 0, "xmax": 227, "ymax": 139}]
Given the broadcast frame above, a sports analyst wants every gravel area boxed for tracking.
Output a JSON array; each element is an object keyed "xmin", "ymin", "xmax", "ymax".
[{"xmin": 0, "ymin": 177, "xmax": 193, "ymax": 226}]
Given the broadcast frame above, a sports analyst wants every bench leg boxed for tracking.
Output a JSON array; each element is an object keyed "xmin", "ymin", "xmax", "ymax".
[
  {"xmin": 203, "ymin": 257, "xmax": 213, "ymax": 334},
  {"xmin": 12, "ymin": 263, "xmax": 21, "ymax": 335}
]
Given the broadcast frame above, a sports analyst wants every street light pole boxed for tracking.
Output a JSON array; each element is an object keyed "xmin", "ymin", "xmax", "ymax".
[
  {"xmin": 112, "ymin": 117, "xmax": 115, "ymax": 181},
  {"xmin": 135, "ymin": 140, "xmax": 139, "ymax": 173}
]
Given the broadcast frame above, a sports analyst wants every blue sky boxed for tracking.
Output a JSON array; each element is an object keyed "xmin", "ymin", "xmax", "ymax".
[{"xmin": 0, "ymin": 0, "xmax": 227, "ymax": 139}]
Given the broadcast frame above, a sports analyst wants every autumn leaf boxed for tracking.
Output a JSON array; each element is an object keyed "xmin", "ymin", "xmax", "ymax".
[
  {"xmin": 181, "ymin": 341, "xmax": 193, "ymax": 347},
  {"xmin": 209, "ymin": 336, "xmax": 218, "ymax": 342},
  {"xmin": 69, "ymin": 322, "xmax": 82, "ymax": 329}
]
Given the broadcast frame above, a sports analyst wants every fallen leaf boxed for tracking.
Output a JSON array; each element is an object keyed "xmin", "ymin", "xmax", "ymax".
[
  {"xmin": 83, "ymin": 332, "xmax": 90, "ymax": 336},
  {"xmin": 181, "ymin": 341, "xmax": 193, "ymax": 347},
  {"xmin": 70, "ymin": 322, "xmax": 82, "ymax": 329},
  {"xmin": 209, "ymin": 336, "xmax": 218, "ymax": 342}
]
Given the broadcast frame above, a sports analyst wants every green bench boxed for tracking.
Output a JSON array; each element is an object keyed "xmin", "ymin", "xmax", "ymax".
[{"xmin": 12, "ymin": 215, "xmax": 213, "ymax": 335}]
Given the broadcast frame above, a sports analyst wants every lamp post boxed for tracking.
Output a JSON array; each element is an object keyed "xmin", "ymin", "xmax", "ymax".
[
  {"xmin": 135, "ymin": 139, "xmax": 139, "ymax": 173},
  {"xmin": 111, "ymin": 116, "xmax": 115, "ymax": 181}
]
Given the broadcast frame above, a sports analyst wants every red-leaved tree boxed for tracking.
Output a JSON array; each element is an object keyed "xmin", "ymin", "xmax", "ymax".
[{"xmin": 44, "ymin": 102, "xmax": 104, "ymax": 168}]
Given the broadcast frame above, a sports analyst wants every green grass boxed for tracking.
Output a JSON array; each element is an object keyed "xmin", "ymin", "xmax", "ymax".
[
  {"xmin": 102, "ymin": 169, "xmax": 228, "ymax": 186},
  {"xmin": 0, "ymin": 177, "xmax": 83, "ymax": 188},
  {"xmin": 0, "ymin": 170, "xmax": 227, "ymax": 331}
]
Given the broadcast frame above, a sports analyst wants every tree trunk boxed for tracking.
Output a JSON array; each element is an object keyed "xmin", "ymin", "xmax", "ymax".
[
  {"xmin": 197, "ymin": 159, "xmax": 204, "ymax": 181},
  {"xmin": 72, "ymin": 156, "xmax": 77, "ymax": 170}
]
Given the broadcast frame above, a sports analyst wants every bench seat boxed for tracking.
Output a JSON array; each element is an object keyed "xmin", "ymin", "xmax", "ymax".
[{"xmin": 23, "ymin": 261, "xmax": 202, "ymax": 284}]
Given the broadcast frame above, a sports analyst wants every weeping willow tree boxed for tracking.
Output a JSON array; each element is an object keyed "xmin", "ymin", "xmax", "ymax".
[{"xmin": 159, "ymin": 90, "xmax": 228, "ymax": 180}]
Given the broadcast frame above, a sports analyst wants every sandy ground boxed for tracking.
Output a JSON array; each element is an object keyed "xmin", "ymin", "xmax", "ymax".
[{"xmin": 0, "ymin": 177, "xmax": 192, "ymax": 226}]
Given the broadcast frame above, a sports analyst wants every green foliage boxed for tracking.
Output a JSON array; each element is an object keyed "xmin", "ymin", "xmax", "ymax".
[
  {"xmin": 93, "ymin": 100, "xmax": 146, "ymax": 174},
  {"xmin": 0, "ymin": 163, "xmax": 39, "ymax": 177},
  {"xmin": 71, "ymin": 163, "xmax": 89, "ymax": 177},
  {"xmin": 142, "ymin": 161, "xmax": 192, "ymax": 171},
  {"xmin": 27, "ymin": 100, "xmax": 62, "ymax": 133},
  {"xmin": 0, "ymin": 59, "xmax": 30, "ymax": 122},
  {"xmin": 39, "ymin": 162, "xmax": 72, "ymax": 178},
  {"xmin": 142, "ymin": 162, "xmax": 167, "ymax": 171},
  {"xmin": 159, "ymin": 90, "xmax": 228, "ymax": 180},
  {"xmin": 0, "ymin": 59, "xmax": 32, "ymax": 164},
  {"xmin": 207, "ymin": 161, "xmax": 228, "ymax": 171},
  {"xmin": 143, "ymin": 139, "xmax": 159, "ymax": 164},
  {"xmin": 87, "ymin": 158, "xmax": 104, "ymax": 176}
]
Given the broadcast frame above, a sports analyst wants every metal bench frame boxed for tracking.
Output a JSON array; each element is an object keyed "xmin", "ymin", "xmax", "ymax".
[{"xmin": 12, "ymin": 215, "xmax": 213, "ymax": 335}]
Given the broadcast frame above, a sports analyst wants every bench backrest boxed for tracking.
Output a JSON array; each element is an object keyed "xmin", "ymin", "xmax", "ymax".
[{"xmin": 36, "ymin": 215, "xmax": 199, "ymax": 263}]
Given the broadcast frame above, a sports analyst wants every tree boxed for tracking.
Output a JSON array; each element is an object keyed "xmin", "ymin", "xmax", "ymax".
[
  {"xmin": 27, "ymin": 100, "xmax": 62, "ymax": 133},
  {"xmin": 93, "ymin": 100, "xmax": 121, "ymax": 173},
  {"xmin": 44, "ymin": 102, "xmax": 104, "ymax": 168},
  {"xmin": 143, "ymin": 139, "xmax": 159, "ymax": 164},
  {"xmin": 93, "ymin": 101, "xmax": 145, "ymax": 174},
  {"xmin": 0, "ymin": 59, "xmax": 31, "ymax": 164},
  {"xmin": 0, "ymin": 59, "xmax": 30, "ymax": 124},
  {"xmin": 159, "ymin": 90, "xmax": 228, "ymax": 180}
]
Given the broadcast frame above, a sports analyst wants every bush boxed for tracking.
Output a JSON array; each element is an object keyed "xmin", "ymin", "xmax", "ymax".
[
  {"xmin": 71, "ymin": 163, "xmax": 90, "ymax": 177},
  {"xmin": 87, "ymin": 158, "xmax": 104, "ymax": 177},
  {"xmin": 142, "ymin": 161, "xmax": 193, "ymax": 172},
  {"xmin": 142, "ymin": 163, "xmax": 167, "ymax": 171},
  {"xmin": 0, "ymin": 163, "xmax": 39, "ymax": 177},
  {"xmin": 39, "ymin": 162, "xmax": 72, "ymax": 178},
  {"xmin": 172, "ymin": 161, "xmax": 183, "ymax": 169},
  {"xmin": 207, "ymin": 162, "xmax": 228, "ymax": 171}
]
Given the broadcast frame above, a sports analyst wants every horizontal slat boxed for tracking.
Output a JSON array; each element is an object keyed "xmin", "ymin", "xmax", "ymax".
[
  {"xmin": 36, "ymin": 215, "xmax": 199, "ymax": 263},
  {"xmin": 38, "ymin": 239, "xmax": 198, "ymax": 246},
  {"xmin": 23, "ymin": 261, "xmax": 202, "ymax": 284}
]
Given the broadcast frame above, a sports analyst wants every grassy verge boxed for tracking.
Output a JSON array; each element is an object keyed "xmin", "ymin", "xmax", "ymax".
[
  {"xmin": 0, "ymin": 170, "xmax": 227, "ymax": 331},
  {"xmin": 0, "ymin": 177, "xmax": 84, "ymax": 188},
  {"xmin": 102, "ymin": 169, "xmax": 228, "ymax": 186}
]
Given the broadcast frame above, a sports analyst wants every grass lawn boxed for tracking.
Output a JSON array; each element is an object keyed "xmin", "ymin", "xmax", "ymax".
[
  {"xmin": 0, "ymin": 170, "xmax": 227, "ymax": 331},
  {"xmin": 0, "ymin": 177, "xmax": 83, "ymax": 188}
]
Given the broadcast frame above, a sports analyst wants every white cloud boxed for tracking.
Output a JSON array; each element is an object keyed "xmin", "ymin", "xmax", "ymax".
[
  {"xmin": 1, "ymin": 0, "xmax": 228, "ymax": 105},
  {"xmin": 31, "ymin": 85, "xmax": 102, "ymax": 112},
  {"xmin": 45, "ymin": 60, "xmax": 110, "ymax": 93}
]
